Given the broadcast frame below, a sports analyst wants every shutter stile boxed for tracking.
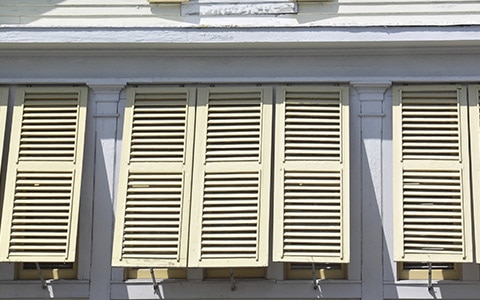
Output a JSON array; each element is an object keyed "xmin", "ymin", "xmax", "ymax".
[
  {"xmin": 112, "ymin": 87, "xmax": 195, "ymax": 267},
  {"xmin": 0, "ymin": 87, "xmax": 87, "ymax": 262},
  {"xmin": 189, "ymin": 87, "xmax": 272, "ymax": 267},
  {"xmin": 393, "ymin": 85, "xmax": 473, "ymax": 263},
  {"xmin": 273, "ymin": 86, "xmax": 349, "ymax": 263}
]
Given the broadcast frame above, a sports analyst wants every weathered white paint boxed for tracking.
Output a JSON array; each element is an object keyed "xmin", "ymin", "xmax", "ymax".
[{"xmin": 181, "ymin": 0, "xmax": 297, "ymax": 15}]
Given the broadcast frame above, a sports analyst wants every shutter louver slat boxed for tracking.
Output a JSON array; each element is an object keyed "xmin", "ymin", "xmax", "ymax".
[
  {"xmin": 189, "ymin": 87, "xmax": 272, "ymax": 267},
  {"xmin": 200, "ymin": 172, "xmax": 259, "ymax": 259},
  {"xmin": 400, "ymin": 89, "xmax": 460, "ymax": 161},
  {"xmin": 273, "ymin": 86, "xmax": 349, "ymax": 263},
  {"xmin": 112, "ymin": 87, "xmax": 195, "ymax": 267},
  {"xmin": 18, "ymin": 92, "xmax": 79, "ymax": 161},
  {"xmin": 0, "ymin": 87, "xmax": 87, "ymax": 262},
  {"xmin": 205, "ymin": 90, "xmax": 261, "ymax": 162},
  {"xmin": 121, "ymin": 172, "xmax": 183, "ymax": 260},
  {"xmin": 393, "ymin": 85, "xmax": 473, "ymax": 263}
]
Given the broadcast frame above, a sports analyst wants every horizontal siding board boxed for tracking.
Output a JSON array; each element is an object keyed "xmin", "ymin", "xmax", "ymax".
[{"xmin": 2, "ymin": 1, "xmax": 480, "ymax": 26}]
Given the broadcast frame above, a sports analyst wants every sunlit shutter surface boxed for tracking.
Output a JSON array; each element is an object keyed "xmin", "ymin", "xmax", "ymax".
[
  {"xmin": 112, "ymin": 87, "xmax": 195, "ymax": 267},
  {"xmin": 0, "ymin": 88, "xmax": 8, "ymax": 183},
  {"xmin": 273, "ymin": 86, "xmax": 349, "ymax": 263},
  {"xmin": 393, "ymin": 85, "xmax": 473, "ymax": 263},
  {"xmin": 189, "ymin": 87, "xmax": 272, "ymax": 267},
  {"xmin": 467, "ymin": 84, "xmax": 480, "ymax": 264},
  {"xmin": 0, "ymin": 87, "xmax": 87, "ymax": 262}
]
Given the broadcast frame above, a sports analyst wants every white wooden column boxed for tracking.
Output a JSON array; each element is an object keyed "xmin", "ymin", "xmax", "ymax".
[
  {"xmin": 353, "ymin": 82, "xmax": 390, "ymax": 300},
  {"xmin": 88, "ymin": 84, "xmax": 124, "ymax": 300}
]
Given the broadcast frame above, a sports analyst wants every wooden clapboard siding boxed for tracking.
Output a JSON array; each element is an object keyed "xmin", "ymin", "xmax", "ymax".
[
  {"xmin": 1, "ymin": 0, "xmax": 480, "ymax": 26},
  {"xmin": 0, "ymin": 86, "xmax": 87, "ymax": 263},
  {"xmin": 112, "ymin": 87, "xmax": 195, "ymax": 267},
  {"xmin": 393, "ymin": 85, "xmax": 473, "ymax": 263},
  {"xmin": 273, "ymin": 85, "xmax": 349, "ymax": 263},
  {"xmin": 468, "ymin": 84, "xmax": 480, "ymax": 264},
  {"xmin": 188, "ymin": 87, "xmax": 272, "ymax": 267}
]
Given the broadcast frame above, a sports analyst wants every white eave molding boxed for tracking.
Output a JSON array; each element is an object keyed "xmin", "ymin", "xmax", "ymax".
[{"xmin": 1, "ymin": 26, "xmax": 480, "ymax": 52}]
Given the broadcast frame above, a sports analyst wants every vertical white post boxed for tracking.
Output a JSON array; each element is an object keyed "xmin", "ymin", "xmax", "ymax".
[
  {"xmin": 88, "ymin": 84, "xmax": 124, "ymax": 300},
  {"xmin": 353, "ymin": 82, "xmax": 390, "ymax": 300}
]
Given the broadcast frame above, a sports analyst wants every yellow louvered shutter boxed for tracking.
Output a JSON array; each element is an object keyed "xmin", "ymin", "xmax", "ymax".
[
  {"xmin": 0, "ymin": 86, "xmax": 87, "ymax": 262},
  {"xmin": 188, "ymin": 87, "xmax": 272, "ymax": 267},
  {"xmin": 468, "ymin": 84, "xmax": 480, "ymax": 264},
  {"xmin": 112, "ymin": 87, "xmax": 195, "ymax": 267},
  {"xmin": 0, "ymin": 88, "xmax": 8, "ymax": 181},
  {"xmin": 393, "ymin": 85, "xmax": 473, "ymax": 263},
  {"xmin": 273, "ymin": 86, "xmax": 349, "ymax": 263}
]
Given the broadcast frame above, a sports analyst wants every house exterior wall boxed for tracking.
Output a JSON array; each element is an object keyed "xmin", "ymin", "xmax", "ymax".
[
  {"xmin": 1, "ymin": 0, "xmax": 480, "ymax": 27},
  {"xmin": 1, "ymin": 1, "xmax": 480, "ymax": 300}
]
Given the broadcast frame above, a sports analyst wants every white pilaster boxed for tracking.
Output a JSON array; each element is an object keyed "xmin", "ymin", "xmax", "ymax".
[
  {"xmin": 353, "ymin": 82, "xmax": 390, "ymax": 300},
  {"xmin": 88, "ymin": 84, "xmax": 124, "ymax": 300}
]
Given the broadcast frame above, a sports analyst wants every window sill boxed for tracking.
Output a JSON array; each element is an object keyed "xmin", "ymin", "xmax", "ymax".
[
  {"xmin": 384, "ymin": 281, "xmax": 480, "ymax": 299},
  {"xmin": 0, "ymin": 280, "xmax": 89, "ymax": 299},
  {"xmin": 112, "ymin": 279, "xmax": 361, "ymax": 299}
]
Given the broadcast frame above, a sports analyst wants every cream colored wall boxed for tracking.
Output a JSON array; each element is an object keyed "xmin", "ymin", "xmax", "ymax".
[{"xmin": 1, "ymin": 0, "xmax": 480, "ymax": 27}]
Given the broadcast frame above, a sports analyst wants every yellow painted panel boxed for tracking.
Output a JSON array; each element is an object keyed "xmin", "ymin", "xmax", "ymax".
[
  {"xmin": 149, "ymin": 0, "xmax": 187, "ymax": 2},
  {"xmin": 16, "ymin": 262, "xmax": 77, "ymax": 280},
  {"xmin": 397, "ymin": 262, "xmax": 461, "ymax": 280},
  {"xmin": 273, "ymin": 85, "xmax": 349, "ymax": 263},
  {"xmin": 285, "ymin": 263, "xmax": 347, "ymax": 280},
  {"xmin": 204, "ymin": 267, "xmax": 266, "ymax": 279},
  {"xmin": 0, "ymin": 86, "xmax": 88, "ymax": 263},
  {"xmin": 125, "ymin": 268, "xmax": 187, "ymax": 279},
  {"xmin": 393, "ymin": 85, "xmax": 473, "ymax": 263}
]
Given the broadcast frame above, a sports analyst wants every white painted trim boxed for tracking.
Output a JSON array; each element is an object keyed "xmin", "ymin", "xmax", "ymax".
[
  {"xmin": 0, "ymin": 281, "xmax": 90, "ymax": 299},
  {"xmin": 111, "ymin": 280, "xmax": 362, "ymax": 299},
  {"xmin": 1, "ymin": 27, "xmax": 480, "ymax": 47}
]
